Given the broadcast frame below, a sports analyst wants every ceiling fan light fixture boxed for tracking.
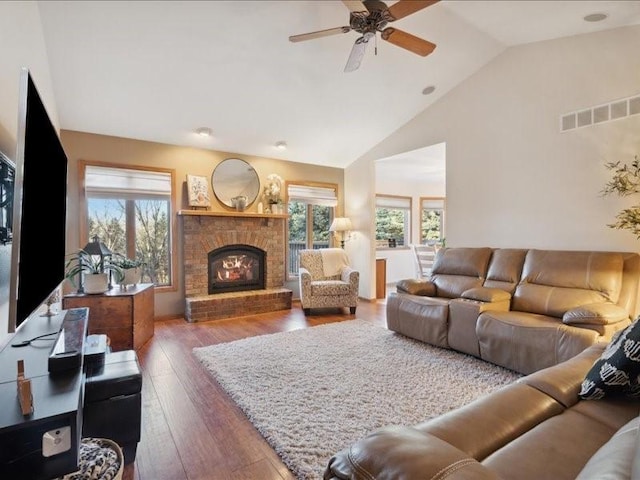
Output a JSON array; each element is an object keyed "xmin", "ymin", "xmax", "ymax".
[
  {"xmin": 195, "ymin": 127, "xmax": 213, "ymax": 137},
  {"xmin": 275, "ymin": 141, "xmax": 287, "ymax": 150},
  {"xmin": 583, "ymin": 12, "xmax": 608, "ymax": 22},
  {"xmin": 422, "ymin": 85, "xmax": 436, "ymax": 95},
  {"xmin": 289, "ymin": 0, "xmax": 439, "ymax": 72}
]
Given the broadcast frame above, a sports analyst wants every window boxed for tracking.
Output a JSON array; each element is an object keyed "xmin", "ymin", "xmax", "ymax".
[
  {"xmin": 81, "ymin": 163, "xmax": 175, "ymax": 288},
  {"xmin": 420, "ymin": 197, "xmax": 445, "ymax": 244},
  {"xmin": 287, "ymin": 182, "xmax": 337, "ymax": 276},
  {"xmin": 376, "ymin": 195, "xmax": 411, "ymax": 248}
]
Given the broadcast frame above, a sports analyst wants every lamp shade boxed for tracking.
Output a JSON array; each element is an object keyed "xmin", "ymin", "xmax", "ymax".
[{"xmin": 329, "ymin": 217, "xmax": 352, "ymax": 232}]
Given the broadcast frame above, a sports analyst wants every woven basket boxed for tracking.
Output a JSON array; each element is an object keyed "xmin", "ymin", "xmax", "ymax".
[{"xmin": 56, "ymin": 437, "xmax": 123, "ymax": 480}]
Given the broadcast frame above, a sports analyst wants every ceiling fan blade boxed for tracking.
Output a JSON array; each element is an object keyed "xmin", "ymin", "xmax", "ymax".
[
  {"xmin": 387, "ymin": 0, "xmax": 439, "ymax": 21},
  {"xmin": 289, "ymin": 26, "xmax": 351, "ymax": 43},
  {"xmin": 381, "ymin": 27, "xmax": 436, "ymax": 56},
  {"xmin": 342, "ymin": 0, "xmax": 368, "ymax": 15},
  {"xmin": 344, "ymin": 33, "xmax": 373, "ymax": 73}
]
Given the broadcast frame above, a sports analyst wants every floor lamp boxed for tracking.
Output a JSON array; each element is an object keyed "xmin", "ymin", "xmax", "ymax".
[{"xmin": 329, "ymin": 217, "xmax": 352, "ymax": 249}]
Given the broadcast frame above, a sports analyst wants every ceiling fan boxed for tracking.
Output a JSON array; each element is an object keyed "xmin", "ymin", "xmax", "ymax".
[{"xmin": 289, "ymin": 0, "xmax": 439, "ymax": 72}]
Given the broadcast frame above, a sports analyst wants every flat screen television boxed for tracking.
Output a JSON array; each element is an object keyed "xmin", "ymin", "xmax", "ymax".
[{"xmin": 7, "ymin": 68, "xmax": 68, "ymax": 332}]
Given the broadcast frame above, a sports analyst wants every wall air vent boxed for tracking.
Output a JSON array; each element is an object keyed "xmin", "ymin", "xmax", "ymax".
[{"xmin": 560, "ymin": 93, "xmax": 640, "ymax": 132}]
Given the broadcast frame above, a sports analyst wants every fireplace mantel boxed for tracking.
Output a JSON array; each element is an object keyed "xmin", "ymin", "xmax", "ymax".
[{"xmin": 177, "ymin": 209, "xmax": 287, "ymax": 219}]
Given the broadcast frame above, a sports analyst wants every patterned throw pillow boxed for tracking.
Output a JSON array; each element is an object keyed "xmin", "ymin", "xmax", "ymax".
[{"xmin": 579, "ymin": 320, "xmax": 640, "ymax": 400}]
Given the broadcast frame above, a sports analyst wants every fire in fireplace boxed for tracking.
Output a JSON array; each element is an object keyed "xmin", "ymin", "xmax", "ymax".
[{"xmin": 208, "ymin": 244, "xmax": 265, "ymax": 294}]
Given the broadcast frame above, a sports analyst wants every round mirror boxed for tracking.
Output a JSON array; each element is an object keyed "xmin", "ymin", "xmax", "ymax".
[{"xmin": 211, "ymin": 158, "xmax": 260, "ymax": 208}]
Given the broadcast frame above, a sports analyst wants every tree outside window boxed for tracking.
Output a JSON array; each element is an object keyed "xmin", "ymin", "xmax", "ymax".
[
  {"xmin": 375, "ymin": 195, "xmax": 411, "ymax": 247},
  {"xmin": 83, "ymin": 164, "xmax": 174, "ymax": 287},
  {"xmin": 287, "ymin": 183, "xmax": 337, "ymax": 276},
  {"xmin": 420, "ymin": 197, "xmax": 445, "ymax": 244}
]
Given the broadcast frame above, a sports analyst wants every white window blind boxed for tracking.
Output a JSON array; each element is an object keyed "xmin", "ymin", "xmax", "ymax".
[
  {"xmin": 421, "ymin": 198, "xmax": 445, "ymax": 209},
  {"xmin": 288, "ymin": 184, "xmax": 337, "ymax": 207},
  {"xmin": 376, "ymin": 196, "xmax": 411, "ymax": 209},
  {"xmin": 85, "ymin": 165, "xmax": 172, "ymax": 197}
]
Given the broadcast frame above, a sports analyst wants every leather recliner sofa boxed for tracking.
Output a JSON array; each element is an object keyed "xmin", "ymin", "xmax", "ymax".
[
  {"xmin": 387, "ymin": 247, "xmax": 640, "ymax": 374},
  {"xmin": 325, "ymin": 342, "xmax": 640, "ymax": 479}
]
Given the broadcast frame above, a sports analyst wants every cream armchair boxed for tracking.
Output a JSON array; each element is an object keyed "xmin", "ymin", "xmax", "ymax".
[{"xmin": 298, "ymin": 248, "xmax": 359, "ymax": 315}]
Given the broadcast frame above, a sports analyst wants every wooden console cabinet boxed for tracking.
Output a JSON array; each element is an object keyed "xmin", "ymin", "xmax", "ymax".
[{"xmin": 63, "ymin": 283, "xmax": 155, "ymax": 351}]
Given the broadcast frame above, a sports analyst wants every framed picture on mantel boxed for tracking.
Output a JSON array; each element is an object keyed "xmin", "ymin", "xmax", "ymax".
[{"xmin": 187, "ymin": 174, "xmax": 211, "ymax": 208}]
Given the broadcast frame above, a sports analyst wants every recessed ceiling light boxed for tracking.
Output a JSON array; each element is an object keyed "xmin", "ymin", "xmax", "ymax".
[
  {"xmin": 583, "ymin": 13, "xmax": 608, "ymax": 22},
  {"xmin": 422, "ymin": 85, "xmax": 436, "ymax": 95},
  {"xmin": 195, "ymin": 127, "xmax": 212, "ymax": 137},
  {"xmin": 275, "ymin": 141, "xmax": 287, "ymax": 150}
]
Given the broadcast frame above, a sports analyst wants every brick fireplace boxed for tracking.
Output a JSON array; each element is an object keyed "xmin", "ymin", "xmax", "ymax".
[{"xmin": 179, "ymin": 211, "xmax": 292, "ymax": 322}]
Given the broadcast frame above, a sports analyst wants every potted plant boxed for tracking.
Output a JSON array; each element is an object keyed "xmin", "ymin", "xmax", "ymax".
[
  {"xmin": 111, "ymin": 254, "xmax": 145, "ymax": 288},
  {"xmin": 602, "ymin": 155, "xmax": 640, "ymax": 238},
  {"xmin": 64, "ymin": 250, "xmax": 123, "ymax": 294}
]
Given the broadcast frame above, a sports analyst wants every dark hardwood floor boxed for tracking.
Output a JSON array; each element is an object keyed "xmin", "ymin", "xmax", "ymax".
[{"xmin": 123, "ymin": 299, "xmax": 387, "ymax": 480}]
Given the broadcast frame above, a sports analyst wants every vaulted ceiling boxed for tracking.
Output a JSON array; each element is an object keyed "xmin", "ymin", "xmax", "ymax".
[{"xmin": 38, "ymin": 1, "xmax": 640, "ymax": 168}]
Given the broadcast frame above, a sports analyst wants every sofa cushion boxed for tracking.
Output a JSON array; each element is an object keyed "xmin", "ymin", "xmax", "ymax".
[
  {"xmin": 483, "ymin": 248, "xmax": 528, "ymax": 293},
  {"xmin": 575, "ymin": 416, "xmax": 639, "ymax": 479},
  {"xmin": 513, "ymin": 250, "xmax": 624, "ymax": 317},
  {"xmin": 386, "ymin": 292, "xmax": 450, "ymax": 348},
  {"xmin": 477, "ymin": 311, "xmax": 599, "ymax": 375},
  {"xmin": 514, "ymin": 283, "xmax": 615, "ymax": 319},
  {"xmin": 431, "ymin": 248, "xmax": 492, "ymax": 298},
  {"xmin": 519, "ymin": 250, "xmax": 624, "ymax": 300},
  {"xmin": 580, "ymin": 319, "xmax": 640, "ymax": 400},
  {"xmin": 396, "ymin": 278, "xmax": 436, "ymax": 296},
  {"xmin": 482, "ymin": 408, "xmax": 623, "ymax": 480}
]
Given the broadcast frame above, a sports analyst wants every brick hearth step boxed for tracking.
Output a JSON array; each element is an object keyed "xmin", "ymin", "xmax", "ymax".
[{"xmin": 185, "ymin": 288, "xmax": 292, "ymax": 322}]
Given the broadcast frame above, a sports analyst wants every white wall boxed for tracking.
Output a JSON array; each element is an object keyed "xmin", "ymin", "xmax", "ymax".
[
  {"xmin": 0, "ymin": 2, "xmax": 58, "ymax": 156},
  {"xmin": 358, "ymin": 26, "xmax": 640, "ymax": 255},
  {"xmin": 0, "ymin": 2, "xmax": 58, "ymax": 338},
  {"xmin": 345, "ymin": 156, "xmax": 376, "ymax": 299}
]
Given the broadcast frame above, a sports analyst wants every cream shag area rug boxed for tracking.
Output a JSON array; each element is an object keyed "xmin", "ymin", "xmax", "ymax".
[{"xmin": 193, "ymin": 319, "xmax": 521, "ymax": 479}]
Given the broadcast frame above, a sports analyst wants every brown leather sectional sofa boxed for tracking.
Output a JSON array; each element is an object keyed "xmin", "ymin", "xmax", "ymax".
[
  {"xmin": 325, "ymin": 342, "xmax": 640, "ymax": 479},
  {"xmin": 387, "ymin": 247, "xmax": 640, "ymax": 374},
  {"xmin": 324, "ymin": 248, "xmax": 640, "ymax": 479}
]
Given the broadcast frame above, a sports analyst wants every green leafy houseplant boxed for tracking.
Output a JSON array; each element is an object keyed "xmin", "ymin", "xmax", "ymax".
[
  {"xmin": 111, "ymin": 254, "xmax": 144, "ymax": 271},
  {"xmin": 111, "ymin": 254, "xmax": 145, "ymax": 286},
  {"xmin": 64, "ymin": 250, "xmax": 123, "ymax": 291},
  {"xmin": 602, "ymin": 155, "xmax": 640, "ymax": 238}
]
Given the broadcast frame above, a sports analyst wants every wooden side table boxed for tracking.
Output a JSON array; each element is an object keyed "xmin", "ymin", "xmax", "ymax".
[{"xmin": 63, "ymin": 283, "xmax": 155, "ymax": 351}]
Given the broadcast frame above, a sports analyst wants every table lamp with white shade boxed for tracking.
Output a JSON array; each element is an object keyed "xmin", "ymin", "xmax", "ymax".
[{"xmin": 329, "ymin": 217, "xmax": 352, "ymax": 249}]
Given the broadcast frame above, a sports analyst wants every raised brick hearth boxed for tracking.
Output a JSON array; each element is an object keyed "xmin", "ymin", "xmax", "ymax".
[{"xmin": 179, "ymin": 211, "xmax": 292, "ymax": 322}]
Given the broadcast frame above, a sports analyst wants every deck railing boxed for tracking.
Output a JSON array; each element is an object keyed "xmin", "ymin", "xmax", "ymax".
[{"xmin": 288, "ymin": 241, "xmax": 329, "ymax": 275}]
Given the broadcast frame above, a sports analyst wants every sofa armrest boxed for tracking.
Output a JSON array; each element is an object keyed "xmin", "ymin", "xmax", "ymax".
[
  {"xmin": 299, "ymin": 267, "xmax": 312, "ymax": 303},
  {"xmin": 461, "ymin": 287, "xmax": 511, "ymax": 303},
  {"xmin": 396, "ymin": 278, "xmax": 436, "ymax": 296},
  {"xmin": 341, "ymin": 266, "xmax": 359, "ymax": 287},
  {"xmin": 324, "ymin": 426, "xmax": 499, "ymax": 480},
  {"xmin": 563, "ymin": 303, "xmax": 629, "ymax": 326}
]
